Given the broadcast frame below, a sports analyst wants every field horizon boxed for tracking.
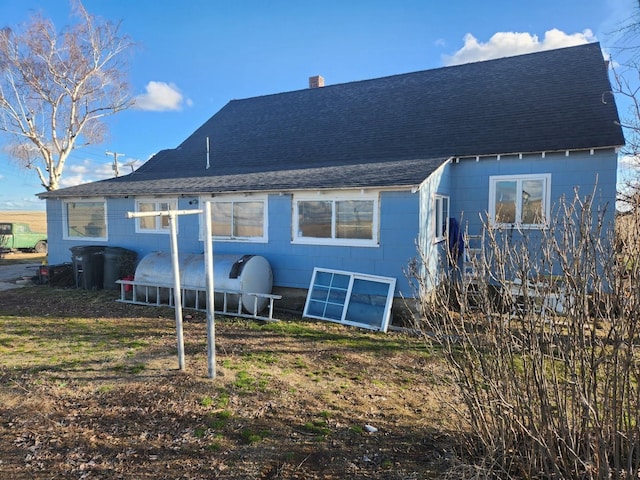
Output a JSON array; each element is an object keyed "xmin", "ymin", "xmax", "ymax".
[{"xmin": 0, "ymin": 211, "xmax": 47, "ymax": 233}]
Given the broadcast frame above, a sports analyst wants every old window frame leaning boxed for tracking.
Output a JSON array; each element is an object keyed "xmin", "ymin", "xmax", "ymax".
[
  {"xmin": 303, "ymin": 267, "xmax": 396, "ymax": 332},
  {"xmin": 488, "ymin": 173, "xmax": 551, "ymax": 229},
  {"xmin": 135, "ymin": 198, "xmax": 178, "ymax": 234},
  {"xmin": 202, "ymin": 194, "xmax": 268, "ymax": 243},
  {"xmin": 292, "ymin": 191, "xmax": 379, "ymax": 247},
  {"xmin": 62, "ymin": 199, "xmax": 108, "ymax": 241}
]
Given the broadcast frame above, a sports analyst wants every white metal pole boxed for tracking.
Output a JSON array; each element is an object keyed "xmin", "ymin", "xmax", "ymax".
[
  {"xmin": 204, "ymin": 201, "xmax": 216, "ymax": 378},
  {"xmin": 126, "ymin": 208, "xmax": 202, "ymax": 373},
  {"xmin": 168, "ymin": 211, "xmax": 185, "ymax": 371}
]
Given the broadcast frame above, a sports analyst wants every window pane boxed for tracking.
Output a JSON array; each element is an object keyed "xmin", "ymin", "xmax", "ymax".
[
  {"xmin": 233, "ymin": 202, "xmax": 264, "ymax": 237},
  {"xmin": 521, "ymin": 179, "xmax": 544, "ymax": 224},
  {"xmin": 307, "ymin": 299, "xmax": 328, "ymax": 317},
  {"xmin": 443, "ymin": 197, "xmax": 449, "ymax": 236},
  {"xmin": 299, "ymin": 201, "xmax": 332, "ymax": 238},
  {"xmin": 138, "ymin": 202, "xmax": 156, "ymax": 230},
  {"xmin": 330, "ymin": 272, "xmax": 351, "ymax": 289},
  {"xmin": 159, "ymin": 203, "xmax": 171, "ymax": 229},
  {"xmin": 307, "ymin": 271, "xmax": 350, "ymax": 321},
  {"xmin": 345, "ymin": 278, "xmax": 389, "ymax": 326},
  {"xmin": 495, "ymin": 180, "xmax": 517, "ymax": 224},
  {"xmin": 211, "ymin": 202, "xmax": 232, "ymax": 236},
  {"xmin": 336, "ymin": 200, "xmax": 373, "ymax": 239},
  {"xmin": 66, "ymin": 202, "xmax": 106, "ymax": 238},
  {"xmin": 314, "ymin": 270, "xmax": 334, "ymax": 287},
  {"xmin": 435, "ymin": 198, "xmax": 442, "ymax": 237}
]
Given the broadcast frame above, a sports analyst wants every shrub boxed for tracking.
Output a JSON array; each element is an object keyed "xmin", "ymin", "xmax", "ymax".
[{"xmin": 411, "ymin": 191, "xmax": 640, "ymax": 478}]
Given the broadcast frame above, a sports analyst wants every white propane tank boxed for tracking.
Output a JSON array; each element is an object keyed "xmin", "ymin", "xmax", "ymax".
[{"xmin": 134, "ymin": 252, "xmax": 273, "ymax": 313}]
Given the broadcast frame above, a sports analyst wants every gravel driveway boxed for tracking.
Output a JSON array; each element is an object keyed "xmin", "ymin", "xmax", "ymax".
[{"xmin": 0, "ymin": 263, "xmax": 40, "ymax": 291}]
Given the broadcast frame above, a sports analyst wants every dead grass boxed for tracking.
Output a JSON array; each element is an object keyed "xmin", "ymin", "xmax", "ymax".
[{"xmin": 0, "ymin": 286, "xmax": 460, "ymax": 479}]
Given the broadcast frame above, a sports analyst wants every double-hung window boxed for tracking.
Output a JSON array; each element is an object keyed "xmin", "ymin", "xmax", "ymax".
[
  {"xmin": 293, "ymin": 192, "xmax": 379, "ymax": 246},
  {"xmin": 206, "ymin": 195, "xmax": 267, "ymax": 242},
  {"xmin": 489, "ymin": 174, "xmax": 551, "ymax": 228},
  {"xmin": 434, "ymin": 194, "xmax": 449, "ymax": 242},
  {"xmin": 63, "ymin": 199, "xmax": 107, "ymax": 240},
  {"xmin": 135, "ymin": 198, "xmax": 177, "ymax": 233}
]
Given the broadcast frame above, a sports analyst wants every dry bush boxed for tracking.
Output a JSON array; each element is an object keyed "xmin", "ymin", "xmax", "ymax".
[{"xmin": 411, "ymin": 191, "xmax": 640, "ymax": 479}]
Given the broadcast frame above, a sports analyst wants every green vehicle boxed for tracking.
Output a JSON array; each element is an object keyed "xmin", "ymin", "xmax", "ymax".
[{"xmin": 0, "ymin": 222, "xmax": 48, "ymax": 254}]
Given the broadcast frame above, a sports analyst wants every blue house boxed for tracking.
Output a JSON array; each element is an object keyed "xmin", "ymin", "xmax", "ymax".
[{"xmin": 40, "ymin": 43, "xmax": 624, "ymax": 317}]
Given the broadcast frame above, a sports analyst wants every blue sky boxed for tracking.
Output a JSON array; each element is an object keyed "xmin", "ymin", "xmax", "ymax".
[{"xmin": 0, "ymin": 0, "xmax": 634, "ymax": 211}]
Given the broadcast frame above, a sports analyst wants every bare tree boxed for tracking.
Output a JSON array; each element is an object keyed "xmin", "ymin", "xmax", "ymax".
[
  {"xmin": 610, "ymin": 61, "xmax": 640, "ymax": 211},
  {"xmin": 0, "ymin": 0, "xmax": 134, "ymax": 191},
  {"xmin": 610, "ymin": 2, "xmax": 640, "ymax": 210}
]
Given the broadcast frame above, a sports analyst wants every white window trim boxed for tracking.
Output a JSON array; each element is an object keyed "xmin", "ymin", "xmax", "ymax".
[
  {"xmin": 488, "ymin": 173, "xmax": 551, "ymax": 229},
  {"xmin": 134, "ymin": 198, "xmax": 178, "ymax": 234},
  {"xmin": 434, "ymin": 194, "xmax": 449, "ymax": 243},
  {"xmin": 201, "ymin": 194, "xmax": 268, "ymax": 243},
  {"xmin": 62, "ymin": 198, "xmax": 108, "ymax": 241},
  {"xmin": 292, "ymin": 191, "xmax": 379, "ymax": 247}
]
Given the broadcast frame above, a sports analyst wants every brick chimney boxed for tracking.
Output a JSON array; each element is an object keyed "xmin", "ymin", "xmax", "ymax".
[{"xmin": 309, "ymin": 75, "xmax": 325, "ymax": 88}]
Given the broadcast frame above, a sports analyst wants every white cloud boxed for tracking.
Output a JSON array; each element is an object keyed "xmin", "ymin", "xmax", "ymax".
[
  {"xmin": 444, "ymin": 29, "xmax": 596, "ymax": 66},
  {"xmin": 619, "ymin": 154, "xmax": 638, "ymax": 168},
  {"xmin": 134, "ymin": 81, "xmax": 189, "ymax": 111},
  {"xmin": 618, "ymin": 154, "xmax": 640, "ymax": 183}
]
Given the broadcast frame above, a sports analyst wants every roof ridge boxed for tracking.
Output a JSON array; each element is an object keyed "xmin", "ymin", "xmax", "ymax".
[{"xmin": 225, "ymin": 42, "xmax": 602, "ymax": 104}]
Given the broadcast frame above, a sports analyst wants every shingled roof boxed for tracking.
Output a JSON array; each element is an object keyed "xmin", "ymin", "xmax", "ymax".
[{"xmin": 42, "ymin": 42, "xmax": 624, "ymax": 199}]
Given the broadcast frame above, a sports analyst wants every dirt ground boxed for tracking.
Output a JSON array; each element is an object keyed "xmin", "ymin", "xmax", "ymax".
[{"xmin": 0, "ymin": 286, "xmax": 462, "ymax": 479}]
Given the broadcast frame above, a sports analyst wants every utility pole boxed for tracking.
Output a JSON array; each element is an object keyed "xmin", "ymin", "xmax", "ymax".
[{"xmin": 105, "ymin": 151, "xmax": 125, "ymax": 177}]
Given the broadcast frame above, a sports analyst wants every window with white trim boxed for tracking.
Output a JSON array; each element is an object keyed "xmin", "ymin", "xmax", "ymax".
[
  {"xmin": 489, "ymin": 174, "xmax": 551, "ymax": 228},
  {"xmin": 63, "ymin": 199, "xmax": 107, "ymax": 240},
  {"xmin": 293, "ymin": 192, "xmax": 379, "ymax": 246},
  {"xmin": 434, "ymin": 194, "xmax": 449, "ymax": 242},
  {"xmin": 135, "ymin": 198, "xmax": 177, "ymax": 233},
  {"xmin": 206, "ymin": 195, "xmax": 267, "ymax": 242}
]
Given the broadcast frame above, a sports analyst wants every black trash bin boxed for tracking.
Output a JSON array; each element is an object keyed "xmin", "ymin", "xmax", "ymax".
[
  {"xmin": 70, "ymin": 246, "xmax": 105, "ymax": 290},
  {"xmin": 103, "ymin": 247, "xmax": 137, "ymax": 290}
]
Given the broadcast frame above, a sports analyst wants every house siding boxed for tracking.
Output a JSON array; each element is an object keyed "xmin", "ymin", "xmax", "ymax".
[
  {"xmin": 417, "ymin": 161, "xmax": 451, "ymax": 290},
  {"xmin": 46, "ymin": 189, "xmax": 421, "ymax": 297},
  {"xmin": 450, "ymin": 149, "xmax": 618, "ymax": 237}
]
